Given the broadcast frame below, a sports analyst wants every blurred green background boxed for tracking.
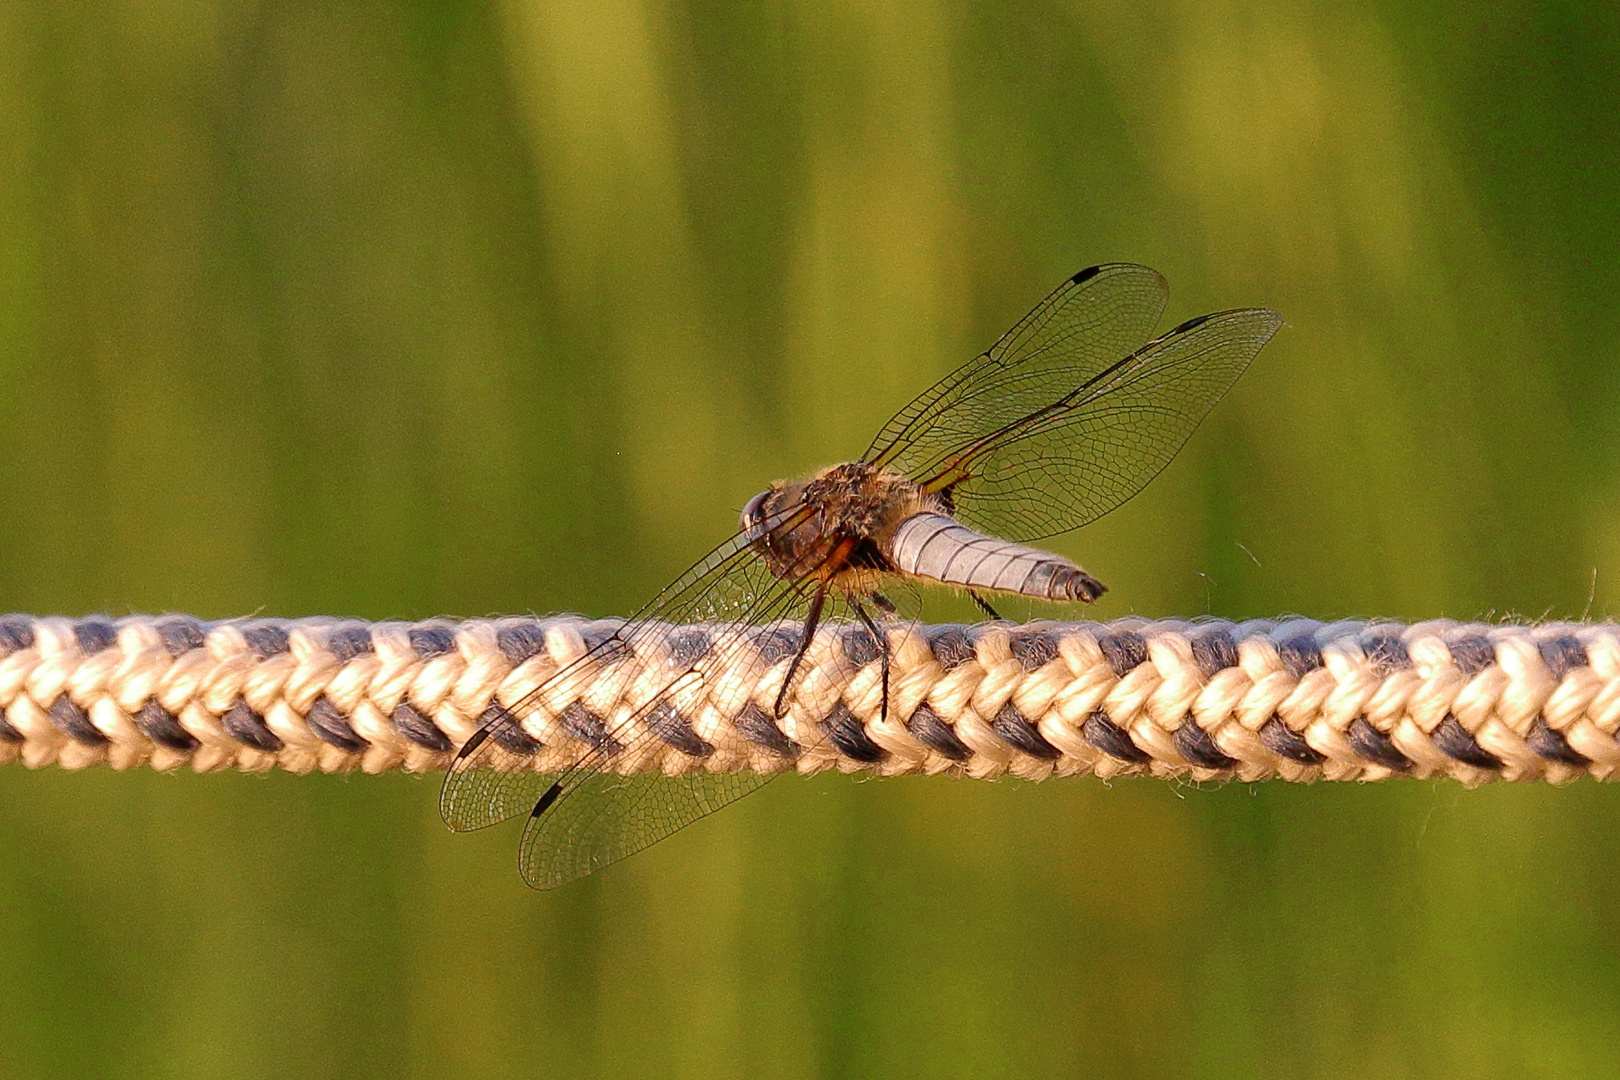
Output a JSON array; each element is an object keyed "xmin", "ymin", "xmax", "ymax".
[{"xmin": 2, "ymin": 0, "xmax": 1619, "ymax": 1076}]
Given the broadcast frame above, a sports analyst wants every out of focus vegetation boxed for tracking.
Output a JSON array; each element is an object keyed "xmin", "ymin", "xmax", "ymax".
[{"xmin": 1, "ymin": 1, "xmax": 1618, "ymax": 1077}]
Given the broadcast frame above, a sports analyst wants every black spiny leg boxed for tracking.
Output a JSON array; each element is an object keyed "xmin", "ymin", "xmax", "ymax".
[
  {"xmin": 775, "ymin": 582, "xmax": 828, "ymax": 719},
  {"xmin": 969, "ymin": 589, "xmax": 1004, "ymax": 622},
  {"xmin": 870, "ymin": 591, "xmax": 898, "ymax": 616},
  {"xmin": 850, "ymin": 596, "xmax": 891, "ymax": 724}
]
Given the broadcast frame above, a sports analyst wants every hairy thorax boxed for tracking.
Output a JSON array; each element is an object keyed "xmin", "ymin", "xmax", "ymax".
[{"xmin": 741, "ymin": 461, "xmax": 944, "ymax": 583}]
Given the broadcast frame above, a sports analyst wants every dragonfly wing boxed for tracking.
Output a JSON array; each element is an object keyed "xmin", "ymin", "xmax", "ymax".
[
  {"xmin": 864, "ymin": 263, "xmax": 1170, "ymax": 480},
  {"xmin": 441, "ymin": 502, "xmax": 869, "ymax": 888},
  {"xmin": 437, "ymin": 714, "xmax": 562, "ymax": 833},
  {"xmin": 519, "ymin": 769, "xmax": 777, "ymax": 889},
  {"xmin": 940, "ymin": 308, "xmax": 1282, "ymax": 541},
  {"xmin": 438, "ymin": 532, "xmax": 775, "ymax": 834}
]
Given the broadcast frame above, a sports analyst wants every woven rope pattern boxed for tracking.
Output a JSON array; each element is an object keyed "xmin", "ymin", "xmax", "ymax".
[{"xmin": 0, "ymin": 614, "xmax": 1615, "ymax": 784}]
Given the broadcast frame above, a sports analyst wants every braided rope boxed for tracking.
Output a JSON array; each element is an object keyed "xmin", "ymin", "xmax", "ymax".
[{"xmin": 0, "ymin": 613, "xmax": 1615, "ymax": 784}]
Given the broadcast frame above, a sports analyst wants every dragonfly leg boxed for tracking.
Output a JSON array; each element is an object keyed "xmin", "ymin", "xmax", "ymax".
[
  {"xmin": 870, "ymin": 591, "xmax": 898, "ymax": 615},
  {"xmin": 774, "ymin": 581, "xmax": 828, "ymax": 719},
  {"xmin": 968, "ymin": 589, "xmax": 1004, "ymax": 622},
  {"xmin": 849, "ymin": 595, "xmax": 891, "ymax": 724}
]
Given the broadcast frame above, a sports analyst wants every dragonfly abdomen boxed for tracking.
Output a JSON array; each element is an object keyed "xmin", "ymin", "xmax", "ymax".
[{"xmin": 887, "ymin": 513, "xmax": 1105, "ymax": 602}]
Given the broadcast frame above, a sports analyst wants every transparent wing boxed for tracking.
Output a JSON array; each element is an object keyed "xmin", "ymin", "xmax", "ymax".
[
  {"xmin": 936, "ymin": 309, "xmax": 1282, "ymax": 541},
  {"xmin": 864, "ymin": 263, "xmax": 1170, "ymax": 480},
  {"xmin": 519, "ymin": 762, "xmax": 771, "ymax": 890},
  {"xmin": 864, "ymin": 263, "xmax": 1279, "ymax": 542},
  {"xmin": 440, "ymin": 502, "xmax": 863, "ymax": 889},
  {"xmin": 437, "ymin": 532, "xmax": 785, "ymax": 835},
  {"xmin": 520, "ymin": 575, "xmax": 919, "ymax": 888}
]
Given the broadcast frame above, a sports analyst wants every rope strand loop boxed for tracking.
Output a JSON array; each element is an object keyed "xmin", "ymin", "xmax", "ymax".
[{"xmin": 0, "ymin": 614, "xmax": 1615, "ymax": 784}]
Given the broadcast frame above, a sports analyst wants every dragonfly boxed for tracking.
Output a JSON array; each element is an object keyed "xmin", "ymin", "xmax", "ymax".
[{"xmin": 441, "ymin": 263, "xmax": 1282, "ymax": 888}]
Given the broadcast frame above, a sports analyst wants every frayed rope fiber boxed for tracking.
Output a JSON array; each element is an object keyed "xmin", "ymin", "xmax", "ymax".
[{"xmin": 0, "ymin": 613, "xmax": 1615, "ymax": 785}]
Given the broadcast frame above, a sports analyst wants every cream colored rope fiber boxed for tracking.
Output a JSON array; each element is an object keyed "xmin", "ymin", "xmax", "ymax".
[{"xmin": 0, "ymin": 614, "xmax": 1615, "ymax": 784}]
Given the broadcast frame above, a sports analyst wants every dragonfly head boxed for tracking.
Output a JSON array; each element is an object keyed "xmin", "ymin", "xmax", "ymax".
[
  {"xmin": 740, "ymin": 482, "xmax": 811, "ymax": 539},
  {"xmin": 740, "ymin": 483, "xmax": 814, "ymax": 574},
  {"xmin": 739, "ymin": 488, "xmax": 772, "ymax": 542}
]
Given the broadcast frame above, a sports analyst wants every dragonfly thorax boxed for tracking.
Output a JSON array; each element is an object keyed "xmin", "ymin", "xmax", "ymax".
[{"xmin": 741, "ymin": 460, "xmax": 941, "ymax": 582}]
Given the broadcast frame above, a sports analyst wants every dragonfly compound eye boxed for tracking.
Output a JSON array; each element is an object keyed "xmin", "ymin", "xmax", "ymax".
[{"xmin": 739, "ymin": 490, "xmax": 770, "ymax": 539}]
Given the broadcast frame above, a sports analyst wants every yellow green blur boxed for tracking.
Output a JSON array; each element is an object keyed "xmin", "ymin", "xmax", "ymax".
[{"xmin": 0, "ymin": 1, "xmax": 1618, "ymax": 1076}]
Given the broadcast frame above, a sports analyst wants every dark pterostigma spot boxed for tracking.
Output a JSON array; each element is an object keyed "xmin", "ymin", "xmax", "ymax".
[
  {"xmin": 1098, "ymin": 631, "xmax": 1147, "ymax": 676},
  {"xmin": 48, "ymin": 695, "xmax": 106, "ymax": 746},
  {"xmin": 907, "ymin": 704, "xmax": 971, "ymax": 761},
  {"xmin": 1259, "ymin": 716, "xmax": 1325, "ymax": 764},
  {"xmin": 927, "ymin": 625, "xmax": 976, "ymax": 670},
  {"xmin": 559, "ymin": 701, "xmax": 619, "ymax": 754},
  {"xmin": 134, "ymin": 699, "xmax": 198, "ymax": 752},
  {"xmin": 821, "ymin": 704, "xmax": 888, "ymax": 763},
  {"xmin": 305, "ymin": 695, "xmax": 369, "ymax": 753},
  {"xmin": 1448, "ymin": 635, "xmax": 1494, "ymax": 677},
  {"xmin": 455, "ymin": 725, "xmax": 489, "ymax": 760},
  {"xmin": 392, "ymin": 702, "xmax": 452, "ymax": 751},
  {"xmin": 992, "ymin": 703, "xmax": 1061, "ymax": 760},
  {"xmin": 496, "ymin": 623, "xmax": 547, "ymax": 664},
  {"xmin": 73, "ymin": 619, "xmax": 117, "ymax": 656},
  {"xmin": 1172, "ymin": 313, "xmax": 1213, "ymax": 334},
  {"xmin": 646, "ymin": 701, "xmax": 714, "ymax": 757},
  {"xmin": 1083, "ymin": 707, "xmax": 1150, "ymax": 764},
  {"xmin": 1526, "ymin": 715, "xmax": 1590, "ymax": 766},
  {"xmin": 753, "ymin": 627, "xmax": 801, "ymax": 665},
  {"xmin": 842, "ymin": 627, "xmax": 882, "ymax": 668},
  {"xmin": 734, "ymin": 702, "xmax": 799, "ymax": 758},
  {"xmin": 1191, "ymin": 629, "xmax": 1238, "ymax": 678},
  {"xmin": 1174, "ymin": 720, "xmax": 1236, "ymax": 769},
  {"xmin": 222, "ymin": 699, "xmax": 283, "ymax": 752},
  {"xmin": 1432, "ymin": 714, "xmax": 1502, "ymax": 769},
  {"xmin": 1539, "ymin": 635, "xmax": 1588, "ymax": 681},
  {"xmin": 665, "ymin": 627, "xmax": 712, "ymax": 669},
  {"xmin": 240, "ymin": 622, "xmax": 290, "ymax": 658},
  {"xmin": 0, "ymin": 615, "xmax": 35, "ymax": 654},
  {"xmin": 155, "ymin": 617, "xmax": 206, "ymax": 656},
  {"xmin": 1346, "ymin": 717, "xmax": 1411, "ymax": 771},
  {"xmin": 1070, "ymin": 265, "xmax": 1103, "ymax": 285},
  {"xmin": 0, "ymin": 706, "xmax": 22, "ymax": 743},
  {"xmin": 407, "ymin": 624, "xmax": 456, "ymax": 658},
  {"xmin": 1361, "ymin": 631, "xmax": 1410, "ymax": 674},
  {"xmin": 1275, "ymin": 634, "xmax": 1322, "ymax": 678},
  {"xmin": 325, "ymin": 624, "xmax": 374, "ymax": 662},
  {"xmin": 480, "ymin": 702, "xmax": 543, "ymax": 756},
  {"xmin": 1008, "ymin": 630, "xmax": 1059, "ymax": 671},
  {"xmin": 532, "ymin": 781, "xmax": 564, "ymax": 817}
]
